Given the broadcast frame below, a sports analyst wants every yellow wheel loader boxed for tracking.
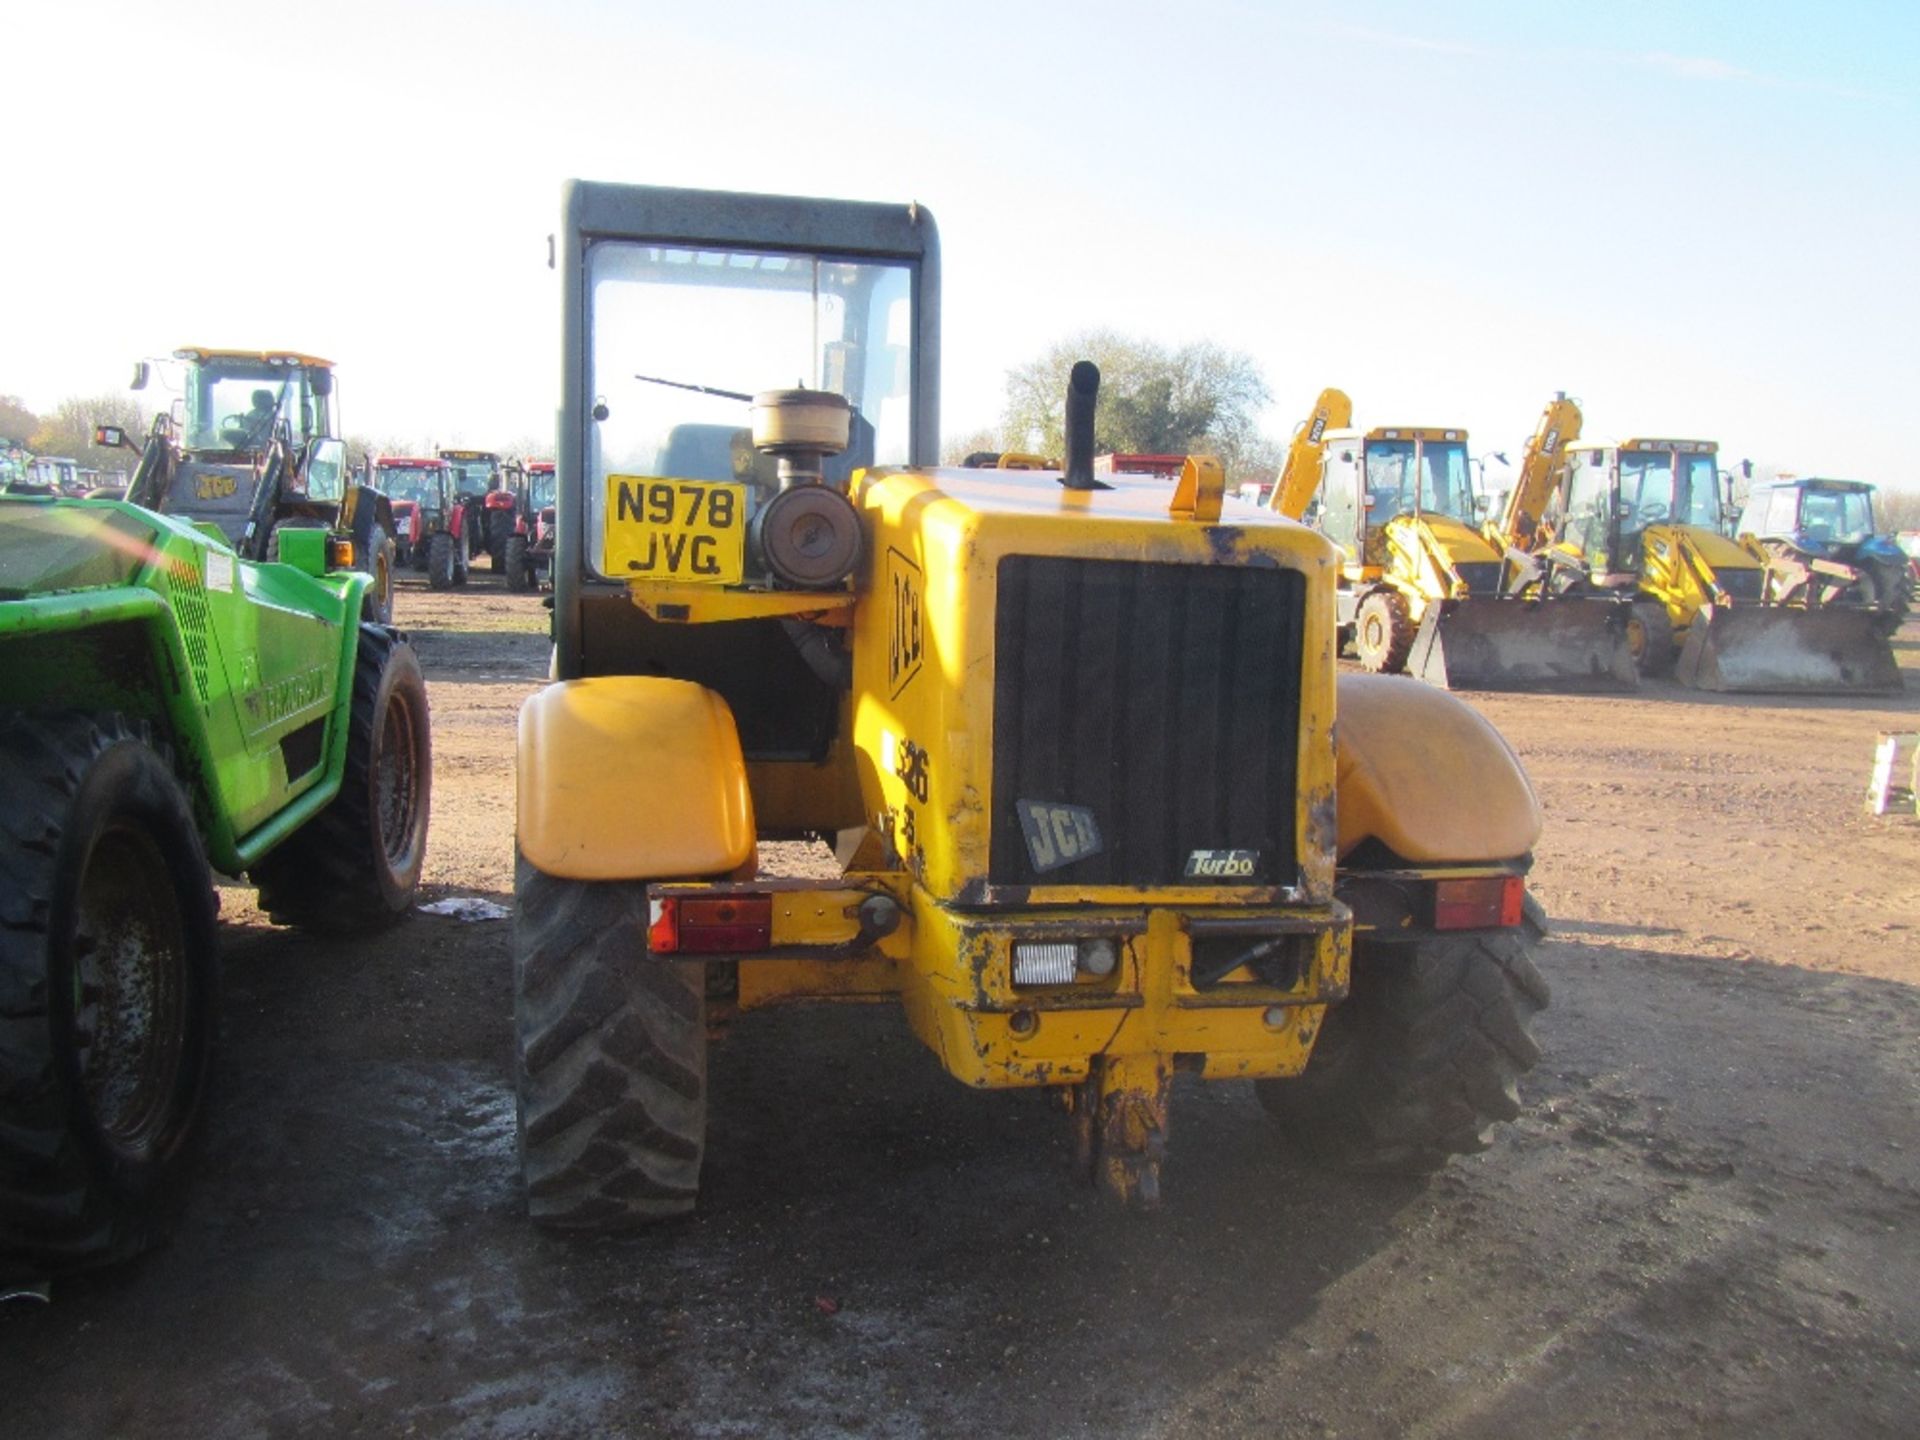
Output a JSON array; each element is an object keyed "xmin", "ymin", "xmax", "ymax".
[
  {"xmin": 511, "ymin": 181, "xmax": 1552, "ymax": 1219},
  {"xmin": 1547, "ymin": 439, "xmax": 1901, "ymax": 693},
  {"xmin": 1268, "ymin": 390, "xmax": 1634, "ymax": 691}
]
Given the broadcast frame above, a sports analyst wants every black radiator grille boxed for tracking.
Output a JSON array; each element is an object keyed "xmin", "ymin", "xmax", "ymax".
[{"xmin": 989, "ymin": 556, "xmax": 1306, "ymax": 888}]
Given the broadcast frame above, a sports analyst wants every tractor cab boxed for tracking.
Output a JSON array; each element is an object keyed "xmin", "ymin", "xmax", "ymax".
[
  {"xmin": 438, "ymin": 448, "xmax": 521, "ymax": 568},
  {"xmin": 1739, "ymin": 478, "xmax": 1885, "ymax": 553}
]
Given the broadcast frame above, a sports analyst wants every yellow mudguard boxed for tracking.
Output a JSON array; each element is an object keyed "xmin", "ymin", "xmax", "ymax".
[
  {"xmin": 1334, "ymin": 674, "xmax": 1542, "ymax": 863},
  {"xmin": 517, "ymin": 676, "xmax": 755, "ymax": 880}
]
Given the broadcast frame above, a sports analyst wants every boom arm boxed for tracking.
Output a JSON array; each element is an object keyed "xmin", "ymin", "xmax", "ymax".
[
  {"xmin": 1496, "ymin": 392, "xmax": 1581, "ymax": 547},
  {"xmin": 1269, "ymin": 387, "xmax": 1352, "ymax": 519}
]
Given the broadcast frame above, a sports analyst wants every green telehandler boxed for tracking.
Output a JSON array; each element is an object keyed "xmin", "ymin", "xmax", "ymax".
[{"xmin": 0, "ymin": 476, "xmax": 433, "ymax": 1283}]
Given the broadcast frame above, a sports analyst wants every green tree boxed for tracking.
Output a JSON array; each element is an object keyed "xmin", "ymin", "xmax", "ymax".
[{"xmin": 1000, "ymin": 331, "xmax": 1271, "ymax": 482}]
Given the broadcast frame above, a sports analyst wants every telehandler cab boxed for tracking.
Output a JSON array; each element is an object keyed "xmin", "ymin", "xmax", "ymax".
[
  {"xmin": 514, "ymin": 182, "xmax": 1550, "ymax": 1221},
  {"xmin": 1267, "ymin": 389, "xmax": 1634, "ymax": 690}
]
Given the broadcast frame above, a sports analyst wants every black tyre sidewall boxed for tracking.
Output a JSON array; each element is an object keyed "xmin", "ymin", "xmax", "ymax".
[
  {"xmin": 357, "ymin": 636, "xmax": 433, "ymax": 913},
  {"xmin": 48, "ymin": 736, "xmax": 216, "ymax": 1213},
  {"xmin": 427, "ymin": 531, "xmax": 454, "ymax": 590},
  {"xmin": 364, "ymin": 536, "xmax": 397, "ymax": 624}
]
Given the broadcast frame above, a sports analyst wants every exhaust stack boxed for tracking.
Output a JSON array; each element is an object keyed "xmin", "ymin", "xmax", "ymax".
[{"xmin": 1059, "ymin": 361, "xmax": 1107, "ymax": 490}]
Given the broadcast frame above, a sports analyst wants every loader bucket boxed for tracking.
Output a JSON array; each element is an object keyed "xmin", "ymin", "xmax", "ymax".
[
  {"xmin": 1674, "ymin": 604, "xmax": 1904, "ymax": 694},
  {"xmin": 1407, "ymin": 596, "xmax": 1639, "ymax": 692}
]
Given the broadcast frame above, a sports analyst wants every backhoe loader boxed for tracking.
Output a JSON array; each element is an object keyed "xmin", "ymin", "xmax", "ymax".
[
  {"xmin": 1268, "ymin": 390, "xmax": 1634, "ymax": 690},
  {"xmin": 511, "ymin": 181, "xmax": 1551, "ymax": 1222},
  {"xmin": 1546, "ymin": 439, "xmax": 1901, "ymax": 692}
]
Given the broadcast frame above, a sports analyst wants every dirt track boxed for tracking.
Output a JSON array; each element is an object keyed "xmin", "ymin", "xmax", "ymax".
[{"xmin": 4, "ymin": 578, "xmax": 1917, "ymax": 1438}]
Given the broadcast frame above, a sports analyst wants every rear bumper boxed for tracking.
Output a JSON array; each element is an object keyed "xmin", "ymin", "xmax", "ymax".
[{"xmin": 898, "ymin": 893, "xmax": 1351, "ymax": 1088}]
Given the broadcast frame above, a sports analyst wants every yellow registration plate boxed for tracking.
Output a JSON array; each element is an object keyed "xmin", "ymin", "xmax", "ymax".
[{"xmin": 604, "ymin": 475, "xmax": 747, "ymax": 585}]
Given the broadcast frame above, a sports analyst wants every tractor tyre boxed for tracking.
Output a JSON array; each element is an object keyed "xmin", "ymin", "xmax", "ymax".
[
  {"xmin": 1354, "ymin": 589, "xmax": 1414, "ymax": 674},
  {"xmin": 513, "ymin": 855, "xmax": 707, "ymax": 1229},
  {"xmin": 1256, "ymin": 895, "xmax": 1549, "ymax": 1174},
  {"xmin": 505, "ymin": 535, "xmax": 531, "ymax": 593},
  {"xmin": 362, "ymin": 533, "xmax": 398, "ymax": 625},
  {"xmin": 1627, "ymin": 600, "xmax": 1676, "ymax": 677},
  {"xmin": 489, "ymin": 537, "xmax": 507, "ymax": 574},
  {"xmin": 0, "ymin": 714, "xmax": 217, "ymax": 1282},
  {"xmin": 426, "ymin": 531, "xmax": 456, "ymax": 591},
  {"xmin": 252, "ymin": 626, "xmax": 431, "ymax": 934}
]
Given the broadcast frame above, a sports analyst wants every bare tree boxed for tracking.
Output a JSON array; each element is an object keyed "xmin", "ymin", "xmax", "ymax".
[{"xmin": 29, "ymin": 393, "xmax": 149, "ymax": 474}]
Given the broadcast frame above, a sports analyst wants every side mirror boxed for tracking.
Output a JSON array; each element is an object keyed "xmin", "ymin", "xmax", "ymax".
[
  {"xmin": 305, "ymin": 437, "xmax": 347, "ymax": 503},
  {"xmin": 311, "ymin": 368, "xmax": 334, "ymax": 397},
  {"xmin": 1740, "ymin": 458, "xmax": 1753, "ymax": 479},
  {"xmin": 131, "ymin": 361, "xmax": 151, "ymax": 391}
]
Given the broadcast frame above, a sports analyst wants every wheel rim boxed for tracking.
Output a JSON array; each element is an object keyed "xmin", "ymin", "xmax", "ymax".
[
  {"xmin": 375, "ymin": 685, "xmax": 422, "ymax": 870},
  {"xmin": 71, "ymin": 822, "xmax": 190, "ymax": 1158}
]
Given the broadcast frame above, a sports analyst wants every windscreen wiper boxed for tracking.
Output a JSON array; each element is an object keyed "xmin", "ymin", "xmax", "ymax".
[{"xmin": 633, "ymin": 373, "xmax": 753, "ymax": 403}]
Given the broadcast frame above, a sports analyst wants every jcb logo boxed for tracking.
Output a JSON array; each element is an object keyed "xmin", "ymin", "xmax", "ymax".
[
  {"xmin": 887, "ymin": 547, "xmax": 924, "ymax": 697},
  {"xmin": 1015, "ymin": 799, "xmax": 1104, "ymax": 875},
  {"xmin": 1184, "ymin": 849, "xmax": 1260, "ymax": 879}
]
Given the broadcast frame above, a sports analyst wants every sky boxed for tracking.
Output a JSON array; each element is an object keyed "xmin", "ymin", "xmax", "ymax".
[{"xmin": 5, "ymin": 0, "xmax": 1917, "ymax": 490}]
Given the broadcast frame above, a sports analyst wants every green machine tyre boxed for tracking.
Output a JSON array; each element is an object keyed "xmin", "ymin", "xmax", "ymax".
[
  {"xmin": 253, "ymin": 626, "xmax": 432, "ymax": 934},
  {"xmin": 0, "ymin": 714, "xmax": 218, "ymax": 1282}
]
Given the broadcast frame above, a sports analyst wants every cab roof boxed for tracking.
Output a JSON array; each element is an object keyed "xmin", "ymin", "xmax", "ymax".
[
  {"xmin": 1324, "ymin": 426, "xmax": 1469, "ymax": 444},
  {"xmin": 1570, "ymin": 438, "xmax": 1718, "ymax": 454},
  {"xmin": 1751, "ymin": 476, "xmax": 1871, "ymax": 492},
  {"xmin": 173, "ymin": 347, "xmax": 334, "ymax": 369}
]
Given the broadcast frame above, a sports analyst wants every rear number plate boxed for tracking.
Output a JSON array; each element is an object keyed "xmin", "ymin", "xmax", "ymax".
[{"xmin": 605, "ymin": 475, "xmax": 746, "ymax": 584}]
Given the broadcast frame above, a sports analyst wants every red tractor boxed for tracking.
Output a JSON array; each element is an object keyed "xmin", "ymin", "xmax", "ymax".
[
  {"xmin": 505, "ymin": 459, "xmax": 556, "ymax": 592},
  {"xmin": 370, "ymin": 456, "xmax": 474, "ymax": 589},
  {"xmin": 438, "ymin": 449, "xmax": 524, "ymax": 574}
]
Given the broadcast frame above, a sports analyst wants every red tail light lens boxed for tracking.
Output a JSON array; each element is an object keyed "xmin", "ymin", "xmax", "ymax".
[
  {"xmin": 1432, "ymin": 875, "xmax": 1524, "ymax": 931},
  {"xmin": 647, "ymin": 895, "xmax": 773, "ymax": 954}
]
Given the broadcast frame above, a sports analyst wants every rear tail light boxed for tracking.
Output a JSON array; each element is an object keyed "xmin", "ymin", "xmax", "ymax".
[
  {"xmin": 327, "ymin": 538, "xmax": 355, "ymax": 568},
  {"xmin": 1432, "ymin": 875, "xmax": 1524, "ymax": 931},
  {"xmin": 648, "ymin": 895, "xmax": 773, "ymax": 954}
]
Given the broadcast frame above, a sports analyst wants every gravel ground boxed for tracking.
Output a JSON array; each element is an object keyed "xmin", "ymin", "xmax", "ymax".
[{"xmin": 4, "ymin": 579, "xmax": 1916, "ymax": 1439}]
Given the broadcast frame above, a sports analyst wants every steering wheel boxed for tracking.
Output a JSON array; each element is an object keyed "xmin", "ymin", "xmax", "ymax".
[
  {"xmin": 1638, "ymin": 501, "xmax": 1670, "ymax": 524},
  {"xmin": 221, "ymin": 415, "xmax": 259, "ymax": 447}
]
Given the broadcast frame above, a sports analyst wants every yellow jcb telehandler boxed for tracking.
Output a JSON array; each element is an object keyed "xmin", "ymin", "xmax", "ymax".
[
  {"xmin": 1268, "ymin": 389, "xmax": 1635, "ymax": 690},
  {"xmin": 511, "ymin": 182, "xmax": 1552, "ymax": 1220},
  {"xmin": 1541, "ymin": 438, "xmax": 1901, "ymax": 692}
]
